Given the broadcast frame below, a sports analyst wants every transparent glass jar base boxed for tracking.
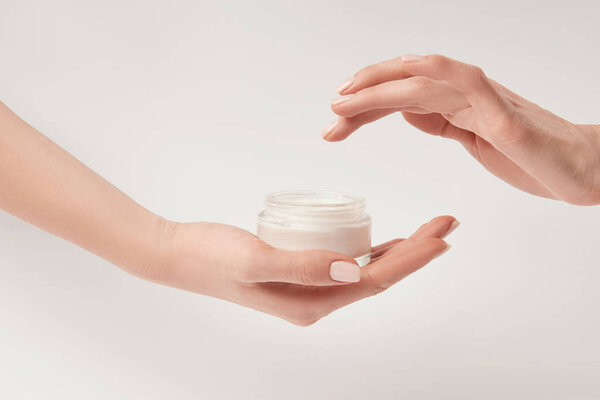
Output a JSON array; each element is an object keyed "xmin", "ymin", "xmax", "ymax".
[
  {"xmin": 355, "ymin": 252, "xmax": 371, "ymax": 267},
  {"xmin": 257, "ymin": 191, "xmax": 372, "ymax": 267}
]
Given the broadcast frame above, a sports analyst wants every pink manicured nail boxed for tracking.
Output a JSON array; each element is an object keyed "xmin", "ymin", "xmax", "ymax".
[
  {"xmin": 401, "ymin": 54, "xmax": 424, "ymax": 63},
  {"xmin": 336, "ymin": 77, "xmax": 355, "ymax": 94},
  {"xmin": 330, "ymin": 261, "xmax": 360, "ymax": 283},
  {"xmin": 442, "ymin": 220, "xmax": 460, "ymax": 239},
  {"xmin": 332, "ymin": 94, "xmax": 353, "ymax": 107},
  {"xmin": 321, "ymin": 119, "xmax": 338, "ymax": 138}
]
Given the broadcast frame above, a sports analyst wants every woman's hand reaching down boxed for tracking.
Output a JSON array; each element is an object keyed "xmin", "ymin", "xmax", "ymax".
[{"xmin": 324, "ymin": 54, "xmax": 600, "ymax": 206}]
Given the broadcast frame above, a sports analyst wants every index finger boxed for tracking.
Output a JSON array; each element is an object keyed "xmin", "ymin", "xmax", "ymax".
[{"xmin": 337, "ymin": 56, "xmax": 413, "ymax": 95}]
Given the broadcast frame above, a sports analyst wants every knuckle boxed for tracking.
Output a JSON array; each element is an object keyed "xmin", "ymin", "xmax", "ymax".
[
  {"xmin": 289, "ymin": 257, "xmax": 313, "ymax": 285},
  {"xmin": 467, "ymin": 66, "xmax": 488, "ymax": 86},
  {"xmin": 411, "ymin": 76, "xmax": 432, "ymax": 88},
  {"xmin": 407, "ymin": 76, "xmax": 432, "ymax": 106},
  {"xmin": 428, "ymin": 54, "xmax": 448, "ymax": 69}
]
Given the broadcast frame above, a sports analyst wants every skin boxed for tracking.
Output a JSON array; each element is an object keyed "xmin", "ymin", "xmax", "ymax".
[
  {"xmin": 324, "ymin": 54, "xmax": 600, "ymax": 206},
  {"xmin": 0, "ymin": 102, "xmax": 456, "ymax": 326}
]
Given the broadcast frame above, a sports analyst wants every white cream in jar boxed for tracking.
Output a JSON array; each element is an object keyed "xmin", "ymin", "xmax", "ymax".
[{"xmin": 257, "ymin": 191, "xmax": 372, "ymax": 266}]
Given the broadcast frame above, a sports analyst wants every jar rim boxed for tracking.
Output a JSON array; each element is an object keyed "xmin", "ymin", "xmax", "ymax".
[{"xmin": 264, "ymin": 190, "xmax": 366, "ymax": 212}]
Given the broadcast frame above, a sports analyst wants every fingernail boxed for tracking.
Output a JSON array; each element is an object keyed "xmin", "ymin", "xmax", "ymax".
[
  {"xmin": 321, "ymin": 119, "xmax": 338, "ymax": 138},
  {"xmin": 401, "ymin": 54, "xmax": 424, "ymax": 63},
  {"xmin": 442, "ymin": 220, "xmax": 460, "ymax": 239},
  {"xmin": 332, "ymin": 94, "xmax": 353, "ymax": 107},
  {"xmin": 330, "ymin": 261, "xmax": 360, "ymax": 283},
  {"xmin": 336, "ymin": 76, "xmax": 355, "ymax": 94}
]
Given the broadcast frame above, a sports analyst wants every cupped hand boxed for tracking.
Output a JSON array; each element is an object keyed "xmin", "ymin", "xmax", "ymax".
[
  {"xmin": 148, "ymin": 216, "xmax": 457, "ymax": 326},
  {"xmin": 323, "ymin": 54, "xmax": 600, "ymax": 205}
]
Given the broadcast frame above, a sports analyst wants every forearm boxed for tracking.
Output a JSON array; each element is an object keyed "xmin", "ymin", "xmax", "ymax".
[{"xmin": 0, "ymin": 102, "xmax": 166, "ymax": 276}]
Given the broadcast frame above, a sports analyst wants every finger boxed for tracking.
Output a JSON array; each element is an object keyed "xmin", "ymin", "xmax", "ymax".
[
  {"xmin": 331, "ymin": 77, "xmax": 469, "ymax": 118},
  {"xmin": 336, "ymin": 57, "xmax": 412, "ymax": 95},
  {"xmin": 409, "ymin": 215, "xmax": 459, "ymax": 241},
  {"xmin": 245, "ymin": 216, "xmax": 457, "ymax": 325},
  {"xmin": 371, "ymin": 244, "xmax": 399, "ymax": 260},
  {"xmin": 335, "ymin": 215, "xmax": 456, "ymax": 304},
  {"xmin": 318, "ymin": 215, "xmax": 455, "ymax": 313},
  {"xmin": 248, "ymin": 214, "xmax": 456, "ymax": 325},
  {"xmin": 371, "ymin": 238, "xmax": 405, "ymax": 253},
  {"xmin": 371, "ymin": 238, "xmax": 406, "ymax": 259},
  {"xmin": 368, "ymin": 214, "xmax": 456, "ymax": 261},
  {"xmin": 321, "ymin": 107, "xmax": 470, "ymax": 144},
  {"xmin": 316, "ymin": 236, "xmax": 450, "ymax": 314},
  {"xmin": 250, "ymin": 248, "xmax": 361, "ymax": 286},
  {"xmin": 249, "ymin": 236, "xmax": 448, "ymax": 326},
  {"xmin": 371, "ymin": 216, "xmax": 458, "ymax": 261},
  {"xmin": 322, "ymin": 109, "xmax": 400, "ymax": 142},
  {"xmin": 363, "ymin": 237, "xmax": 449, "ymax": 293},
  {"xmin": 400, "ymin": 54, "xmax": 510, "ymax": 131},
  {"xmin": 322, "ymin": 106, "xmax": 433, "ymax": 142}
]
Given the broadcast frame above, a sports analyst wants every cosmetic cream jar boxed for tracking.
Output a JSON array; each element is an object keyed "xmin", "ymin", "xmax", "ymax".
[{"xmin": 257, "ymin": 191, "xmax": 372, "ymax": 266}]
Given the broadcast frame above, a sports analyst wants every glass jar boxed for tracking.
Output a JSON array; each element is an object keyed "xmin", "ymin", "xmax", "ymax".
[{"xmin": 257, "ymin": 191, "xmax": 372, "ymax": 266}]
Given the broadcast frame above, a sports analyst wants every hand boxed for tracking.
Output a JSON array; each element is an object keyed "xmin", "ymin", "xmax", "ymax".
[
  {"xmin": 148, "ymin": 216, "xmax": 457, "ymax": 326},
  {"xmin": 323, "ymin": 54, "xmax": 600, "ymax": 206},
  {"xmin": 0, "ymin": 102, "xmax": 456, "ymax": 326}
]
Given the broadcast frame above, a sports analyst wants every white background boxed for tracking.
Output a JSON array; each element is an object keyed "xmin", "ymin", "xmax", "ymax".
[{"xmin": 1, "ymin": 0, "xmax": 600, "ymax": 398}]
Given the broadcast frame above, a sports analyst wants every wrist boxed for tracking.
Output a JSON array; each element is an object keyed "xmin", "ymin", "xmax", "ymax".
[
  {"xmin": 144, "ymin": 220, "xmax": 223, "ymax": 296},
  {"xmin": 111, "ymin": 210, "xmax": 178, "ymax": 283},
  {"xmin": 132, "ymin": 215, "xmax": 180, "ymax": 283}
]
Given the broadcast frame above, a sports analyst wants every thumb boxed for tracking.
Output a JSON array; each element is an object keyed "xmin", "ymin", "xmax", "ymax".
[{"xmin": 254, "ymin": 248, "xmax": 361, "ymax": 286}]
